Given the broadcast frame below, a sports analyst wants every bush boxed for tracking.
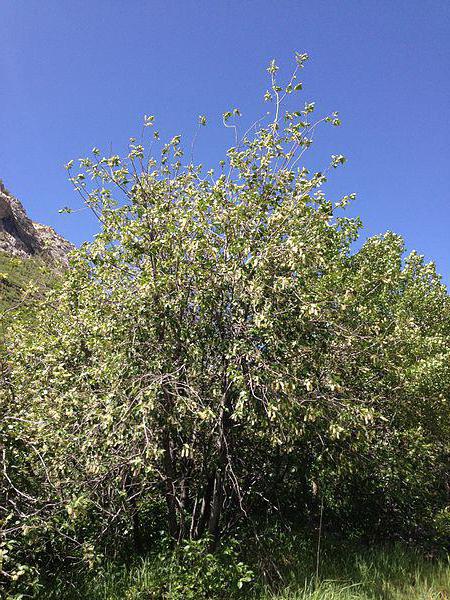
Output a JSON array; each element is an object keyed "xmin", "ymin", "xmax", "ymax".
[
  {"xmin": 1, "ymin": 52, "xmax": 449, "ymax": 596},
  {"xmin": 40, "ymin": 538, "xmax": 253, "ymax": 600}
]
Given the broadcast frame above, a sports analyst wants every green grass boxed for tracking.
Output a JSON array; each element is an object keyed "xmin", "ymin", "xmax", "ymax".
[
  {"xmin": 263, "ymin": 545, "xmax": 450, "ymax": 599},
  {"xmin": 40, "ymin": 542, "xmax": 449, "ymax": 600}
]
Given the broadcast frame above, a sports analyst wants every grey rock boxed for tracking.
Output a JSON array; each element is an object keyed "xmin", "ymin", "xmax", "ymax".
[{"xmin": 0, "ymin": 179, "xmax": 73, "ymax": 266}]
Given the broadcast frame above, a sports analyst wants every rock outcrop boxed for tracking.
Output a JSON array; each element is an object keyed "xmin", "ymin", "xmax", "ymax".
[{"xmin": 0, "ymin": 180, "xmax": 73, "ymax": 265}]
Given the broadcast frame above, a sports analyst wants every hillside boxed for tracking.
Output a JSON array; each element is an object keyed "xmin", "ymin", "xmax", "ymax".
[
  {"xmin": 0, "ymin": 251, "xmax": 58, "ymax": 320},
  {"xmin": 0, "ymin": 179, "xmax": 72, "ymax": 327},
  {"xmin": 0, "ymin": 179, "xmax": 72, "ymax": 263}
]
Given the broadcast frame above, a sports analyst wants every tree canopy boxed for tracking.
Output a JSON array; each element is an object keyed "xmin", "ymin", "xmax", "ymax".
[{"xmin": 1, "ymin": 54, "xmax": 449, "ymax": 598}]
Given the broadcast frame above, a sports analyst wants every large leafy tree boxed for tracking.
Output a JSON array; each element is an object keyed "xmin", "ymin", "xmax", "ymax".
[{"xmin": 1, "ymin": 54, "xmax": 449, "ymax": 594}]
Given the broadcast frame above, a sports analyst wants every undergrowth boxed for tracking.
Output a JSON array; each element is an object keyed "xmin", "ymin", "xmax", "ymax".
[{"xmin": 38, "ymin": 538, "xmax": 449, "ymax": 600}]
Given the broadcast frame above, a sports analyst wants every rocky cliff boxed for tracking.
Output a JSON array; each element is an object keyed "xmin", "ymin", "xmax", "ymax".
[{"xmin": 0, "ymin": 180, "xmax": 73, "ymax": 265}]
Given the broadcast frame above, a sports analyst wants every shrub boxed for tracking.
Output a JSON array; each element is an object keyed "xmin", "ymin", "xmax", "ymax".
[{"xmin": 1, "ymin": 52, "xmax": 449, "ymax": 596}]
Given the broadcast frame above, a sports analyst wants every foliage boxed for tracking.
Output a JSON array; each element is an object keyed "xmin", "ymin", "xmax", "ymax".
[
  {"xmin": 0, "ymin": 252, "xmax": 56, "ymax": 330},
  {"xmin": 40, "ymin": 537, "xmax": 253, "ymax": 599},
  {"xmin": 37, "ymin": 540, "xmax": 450, "ymax": 600},
  {"xmin": 1, "ymin": 53, "xmax": 449, "ymax": 597}
]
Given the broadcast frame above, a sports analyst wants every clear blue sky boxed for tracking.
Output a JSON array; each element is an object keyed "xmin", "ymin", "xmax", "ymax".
[{"xmin": 1, "ymin": 1, "xmax": 449, "ymax": 281}]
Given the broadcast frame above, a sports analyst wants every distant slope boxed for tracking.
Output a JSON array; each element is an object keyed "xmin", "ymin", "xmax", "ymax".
[
  {"xmin": 0, "ymin": 180, "xmax": 72, "ymax": 331},
  {"xmin": 0, "ymin": 251, "xmax": 58, "ymax": 325}
]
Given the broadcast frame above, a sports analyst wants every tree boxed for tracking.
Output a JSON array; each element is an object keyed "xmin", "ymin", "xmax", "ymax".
[{"xmin": 1, "ymin": 53, "xmax": 449, "ymax": 595}]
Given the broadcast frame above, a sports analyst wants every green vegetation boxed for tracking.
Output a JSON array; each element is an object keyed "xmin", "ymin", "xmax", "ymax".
[
  {"xmin": 0, "ymin": 252, "xmax": 54, "ymax": 313},
  {"xmin": 0, "ymin": 252, "xmax": 58, "ymax": 334},
  {"xmin": 1, "ymin": 54, "xmax": 449, "ymax": 599},
  {"xmin": 39, "ymin": 541, "xmax": 450, "ymax": 599}
]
